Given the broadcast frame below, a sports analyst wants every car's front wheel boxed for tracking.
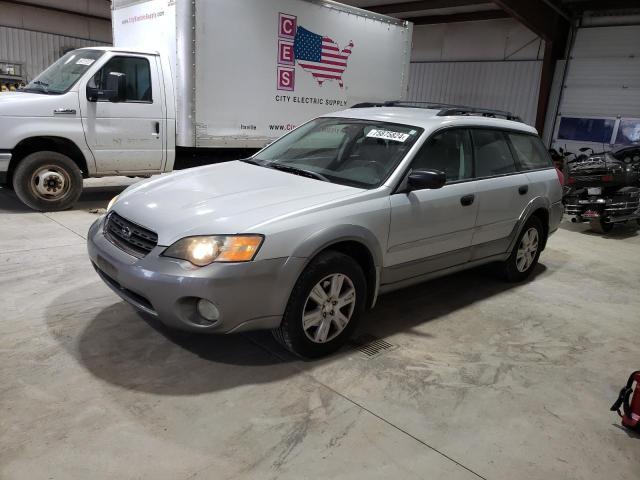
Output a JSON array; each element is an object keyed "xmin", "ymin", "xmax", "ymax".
[{"xmin": 273, "ymin": 251, "xmax": 366, "ymax": 358}]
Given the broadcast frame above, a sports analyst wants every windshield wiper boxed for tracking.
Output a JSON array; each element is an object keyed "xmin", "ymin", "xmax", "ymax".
[
  {"xmin": 267, "ymin": 163, "xmax": 330, "ymax": 182},
  {"xmin": 240, "ymin": 158, "xmax": 263, "ymax": 166}
]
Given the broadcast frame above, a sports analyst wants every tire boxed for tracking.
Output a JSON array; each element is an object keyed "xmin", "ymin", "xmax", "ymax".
[
  {"xmin": 12, "ymin": 151, "xmax": 83, "ymax": 211},
  {"xmin": 499, "ymin": 216, "xmax": 544, "ymax": 282},
  {"xmin": 273, "ymin": 250, "xmax": 366, "ymax": 358},
  {"xmin": 589, "ymin": 217, "xmax": 614, "ymax": 234}
]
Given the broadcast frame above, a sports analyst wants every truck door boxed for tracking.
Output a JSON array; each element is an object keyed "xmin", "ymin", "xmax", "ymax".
[{"xmin": 80, "ymin": 54, "xmax": 164, "ymax": 174}]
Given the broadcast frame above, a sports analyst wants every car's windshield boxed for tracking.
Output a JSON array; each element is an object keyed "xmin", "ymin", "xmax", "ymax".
[
  {"xmin": 250, "ymin": 117, "xmax": 423, "ymax": 189},
  {"xmin": 22, "ymin": 49, "xmax": 104, "ymax": 95}
]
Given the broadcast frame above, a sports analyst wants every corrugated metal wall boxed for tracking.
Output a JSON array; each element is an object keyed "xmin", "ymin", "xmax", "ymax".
[
  {"xmin": 0, "ymin": 25, "xmax": 109, "ymax": 82},
  {"xmin": 407, "ymin": 60, "xmax": 542, "ymax": 126},
  {"xmin": 556, "ymin": 25, "xmax": 640, "ymax": 118}
]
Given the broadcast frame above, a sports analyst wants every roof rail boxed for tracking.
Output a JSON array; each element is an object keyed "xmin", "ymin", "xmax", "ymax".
[{"xmin": 351, "ymin": 100, "xmax": 523, "ymax": 122}]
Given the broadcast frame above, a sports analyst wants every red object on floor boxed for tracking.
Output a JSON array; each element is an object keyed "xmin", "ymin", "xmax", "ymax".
[{"xmin": 611, "ymin": 371, "xmax": 640, "ymax": 431}]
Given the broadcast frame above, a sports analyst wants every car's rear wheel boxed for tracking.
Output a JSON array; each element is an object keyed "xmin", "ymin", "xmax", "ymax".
[
  {"xmin": 273, "ymin": 250, "xmax": 366, "ymax": 358},
  {"xmin": 12, "ymin": 151, "xmax": 83, "ymax": 211},
  {"xmin": 499, "ymin": 216, "xmax": 544, "ymax": 282}
]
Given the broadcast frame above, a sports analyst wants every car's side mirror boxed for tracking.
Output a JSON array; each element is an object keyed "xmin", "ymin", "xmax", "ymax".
[
  {"xmin": 86, "ymin": 72, "xmax": 127, "ymax": 103},
  {"xmin": 406, "ymin": 169, "xmax": 446, "ymax": 191}
]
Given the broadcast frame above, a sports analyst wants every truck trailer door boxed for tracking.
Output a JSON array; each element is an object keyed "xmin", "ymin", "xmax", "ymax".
[{"xmin": 80, "ymin": 54, "xmax": 165, "ymax": 174}]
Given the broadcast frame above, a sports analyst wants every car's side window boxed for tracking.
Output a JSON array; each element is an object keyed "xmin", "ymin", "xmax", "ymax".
[
  {"xmin": 471, "ymin": 129, "xmax": 517, "ymax": 177},
  {"xmin": 410, "ymin": 129, "xmax": 473, "ymax": 182},
  {"xmin": 89, "ymin": 56, "xmax": 152, "ymax": 102},
  {"xmin": 507, "ymin": 133, "xmax": 552, "ymax": 171}
]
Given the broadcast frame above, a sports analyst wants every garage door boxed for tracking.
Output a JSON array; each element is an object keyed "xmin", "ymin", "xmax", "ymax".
[{"xmin": 551, "ymin": 25, "xmax": 640, "ymax": 152}]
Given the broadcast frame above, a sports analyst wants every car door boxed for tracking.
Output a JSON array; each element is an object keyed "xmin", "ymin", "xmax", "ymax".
[
  {"xmin": 385, "ymin": 128, "xmax": 479, "ymax": 284},
  {"xmin": 470, "ymin": 129, "xmax": 532, "ymax": 257},
  {"xmin": 80, "ymin": 54, "xmax": 164, "ymax": 174}
]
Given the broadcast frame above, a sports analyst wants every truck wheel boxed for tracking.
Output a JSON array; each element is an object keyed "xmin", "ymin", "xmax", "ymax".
[
  {"xmin": 12, "ymin": 151, "xmax": 83, "ymax": 211},
  {"xmin": 499, "ymin": 216, "xmax": 544, "ymax": 282},
  {"xmin": 273, "ymin": 251, "xmax": 366, "ymax": 358},
  {"xmin": 589, "ymin": 218, "xmax": 613, "ymax": 234}
]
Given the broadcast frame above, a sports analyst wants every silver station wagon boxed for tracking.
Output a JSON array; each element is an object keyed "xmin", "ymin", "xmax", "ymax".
[{"xmin": 88, "ymin": 103, "xmax": 563, "ymax": 358}]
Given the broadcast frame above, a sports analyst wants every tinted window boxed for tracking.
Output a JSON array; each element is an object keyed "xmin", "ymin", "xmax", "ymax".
[
  {"xmin": 557, "ymin": 117, "xmax": 614, "ymax": 143},
  {"xmin": 472, "ymin": 130, "xmax": 517, "ymax": 177},
  {"xmin": 615, "ymin": 119, "xmax": 640, "ymax": 145},
  {"xmin": 411, "ymin": 129, "xmax": 472, "ymax": 182},
  {"xmin": 508, "ymin": 133, "xmax": 552, "ymax": 170},
  {"xmin": 90, "ymin": 56, "xmax": 152, "ymax": 102}
]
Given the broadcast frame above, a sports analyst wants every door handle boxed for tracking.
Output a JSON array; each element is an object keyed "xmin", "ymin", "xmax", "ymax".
[
  {"xmin": 460, "ymin": 194, "xmax": 475, "ymax": 206},
  {"xmin": 518, "ymin": 185, "xmax": 529, "ymax": 195},
  {"xmin": 152, "ymin": 121, "xmax": 160, "ymax": 136}
]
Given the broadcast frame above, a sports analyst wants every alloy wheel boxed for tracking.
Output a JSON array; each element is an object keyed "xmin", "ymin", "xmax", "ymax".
[
  {"xmin": 516, "ymin": 227, "xmax": 539, "ymax": 273},
  {"xmin": 302, "ymin": 273, "xmax": 356, "ymax": 344}
]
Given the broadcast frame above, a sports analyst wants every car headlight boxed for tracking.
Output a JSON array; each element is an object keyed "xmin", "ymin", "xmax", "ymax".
[
  {"xmin": 162, "ymin": 235, "xmax": 264, "ymax": 266},
  {"xmin": 107, "ymin": 195, "xmax": 119, "ymax": 211}
]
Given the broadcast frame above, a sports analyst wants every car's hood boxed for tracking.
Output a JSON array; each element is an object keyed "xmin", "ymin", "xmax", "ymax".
[
  {"xmin": 113, "ymin": 161, "xmax": 363, "ymax": 246},
  {"xmin": 0, "ymin": 91, "xmax": 78, "ymax": 117}
]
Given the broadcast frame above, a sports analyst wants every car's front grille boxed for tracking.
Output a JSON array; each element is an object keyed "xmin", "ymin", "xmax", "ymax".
[{"xmin": 104, "ymin": 212, "xmax": 158, "ymax": 258}]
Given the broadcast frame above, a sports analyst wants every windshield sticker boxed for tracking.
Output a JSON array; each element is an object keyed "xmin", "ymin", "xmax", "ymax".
[
  {"xmin": 76, "ymin": 58, "xmax": 96, "ymax": 66},
  {"xmin": 366, "ymin": 129, "xmax": 410, "ymax": 142}
]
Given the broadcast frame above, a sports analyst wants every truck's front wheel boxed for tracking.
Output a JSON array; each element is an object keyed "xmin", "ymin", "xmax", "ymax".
[{"xmin": 13, "ymin": 151, "xmax": 83, "ymax": 211}]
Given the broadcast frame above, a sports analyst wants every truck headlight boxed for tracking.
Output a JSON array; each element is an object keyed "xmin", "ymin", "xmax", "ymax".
[
  {"xmin": 107, "ymin": 195, "xmax": 119, "ymax": 211},
  {"xmin": 162, "ymin": 235, "xmax": 263, "ymax": 266}
]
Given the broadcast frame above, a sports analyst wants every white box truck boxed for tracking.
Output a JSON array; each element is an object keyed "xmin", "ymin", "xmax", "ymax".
[{"xmin": 0, "ymin": 0, "xmax": 412, "ymax": 211}]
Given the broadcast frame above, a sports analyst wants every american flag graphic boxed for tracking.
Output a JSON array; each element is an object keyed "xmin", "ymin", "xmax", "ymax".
[{"xmin": 294, "ymin": 27, "xmax": 354, "ymax": 87}]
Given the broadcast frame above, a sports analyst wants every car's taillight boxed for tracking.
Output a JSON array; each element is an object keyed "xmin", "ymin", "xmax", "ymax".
[{"xmin": 555, "ymin": 167, "xmax": 564, "ymax": 186}]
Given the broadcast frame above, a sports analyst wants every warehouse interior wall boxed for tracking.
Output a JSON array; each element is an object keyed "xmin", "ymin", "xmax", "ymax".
[
  {"xmin": 408, "ymin": 18, "xmax": 545, "ymax": 126},
  {"xmin": 0, "ymin": 0, "xmax": 112, "ymax": 43}
]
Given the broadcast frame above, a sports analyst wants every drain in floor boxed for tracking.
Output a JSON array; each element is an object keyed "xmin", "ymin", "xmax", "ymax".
[{"xmin": 350, "ymin": 334, "xmax": 398, "ymax": 358}]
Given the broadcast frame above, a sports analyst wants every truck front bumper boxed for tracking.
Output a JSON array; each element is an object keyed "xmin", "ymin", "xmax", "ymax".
[
  {"xmin": 87, "ymin": 215, "xmax": 305, "ymax": 333},
  {"xmin": 0, "ymin": 151, "xmax": 11, "ymax": 185}
]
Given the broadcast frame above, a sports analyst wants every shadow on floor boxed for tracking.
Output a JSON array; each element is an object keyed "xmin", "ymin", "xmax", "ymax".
[
  {"xmin": 0, "ymin": 182, "xmax": 133, "ymax": 214},
  {"xmin": 559, "ymin": 219, "xmax": 639, "ymax": 239},
  {"xmin": 50, "ymin": 263, "xmax": 547, "ymax": 396}
]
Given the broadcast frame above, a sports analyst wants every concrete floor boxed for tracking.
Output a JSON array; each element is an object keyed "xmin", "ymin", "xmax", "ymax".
[{"xmin": 1, "ymin": 178, "xmax": 639, "ymax": 480}]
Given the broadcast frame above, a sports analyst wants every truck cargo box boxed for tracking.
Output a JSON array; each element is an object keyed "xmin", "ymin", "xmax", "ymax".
[{"xmin": 112, "ymin": 0, "xmax": 412, "ymax": 149}]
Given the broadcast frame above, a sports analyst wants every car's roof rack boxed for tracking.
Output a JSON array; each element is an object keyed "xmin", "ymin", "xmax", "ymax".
[{"xmin": 351, "ymin": 100, "xmax": 523, "ymax": 123}]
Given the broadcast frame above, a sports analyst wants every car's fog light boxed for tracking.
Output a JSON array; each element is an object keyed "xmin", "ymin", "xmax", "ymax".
[{"xmin": 197, "ymin": 299, "xmax": 220, "ymax": 322}]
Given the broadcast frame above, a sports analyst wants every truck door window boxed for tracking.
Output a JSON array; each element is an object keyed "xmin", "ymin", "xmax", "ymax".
[
  {"xmin": 472, "ymin": 130, "xmax": 517, "ymax": 177},
  {"xmin": 410, "ymin": 129, "xmax": 473, "ymax": 182},
  {"xmin": 90, "ymin": 56, "xmax": 152, "ymax": 102}
]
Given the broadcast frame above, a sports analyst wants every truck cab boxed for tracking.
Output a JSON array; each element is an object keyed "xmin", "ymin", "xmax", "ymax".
[{"xmin": 0, "ymin": 47, "xmax": 175, "ymax": 211}]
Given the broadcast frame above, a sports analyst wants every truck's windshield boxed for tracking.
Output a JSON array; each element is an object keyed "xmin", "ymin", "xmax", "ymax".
[
  {"xmin": 250, "ymin": 118, "xmax": 423, "ymax": 189},
  {"xmin": 23, "ymin": 49, "xmax": 104, "ymax": 95}
]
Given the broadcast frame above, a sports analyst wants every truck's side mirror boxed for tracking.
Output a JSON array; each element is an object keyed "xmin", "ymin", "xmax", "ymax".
[
  {"xmin": 406, "ymin": 169, "xmax": 446, "ymax": 191},
  {"xmin": 86, "ymin": 72, "xmax": 127, "ymax": 103}
]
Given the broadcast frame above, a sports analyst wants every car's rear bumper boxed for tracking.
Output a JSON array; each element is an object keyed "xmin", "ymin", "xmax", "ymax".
[{"xmin": 87, "ymin": 215, "xmax": 305, "ymax": 333}]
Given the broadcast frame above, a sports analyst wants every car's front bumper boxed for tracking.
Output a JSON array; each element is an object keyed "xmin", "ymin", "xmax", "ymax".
[{"xmin": 87, "ymin": 215, "xmax": 305, "ymax": 333}]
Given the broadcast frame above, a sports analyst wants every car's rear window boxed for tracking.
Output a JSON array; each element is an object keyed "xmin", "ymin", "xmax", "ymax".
[{"xmin": 508, "ymin": 133, "xmax": 552, "ymax": 170}]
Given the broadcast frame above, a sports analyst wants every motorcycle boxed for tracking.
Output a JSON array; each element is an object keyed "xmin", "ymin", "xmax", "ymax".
[{"xmin": 562, "ymin": 145, "xmax": 640, "ymax": 233}]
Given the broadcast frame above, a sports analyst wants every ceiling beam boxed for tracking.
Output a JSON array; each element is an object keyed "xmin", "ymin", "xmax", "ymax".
[
  {"xmin": 407, "ymin": 10, "xmax": 509, "ymax": 24},
  {"xmin": 563, "ymin": 0, "xmax": 640, "ymax": 12},
  {"xmin": 368, "ymin": 0, "xmax": 490, "ymax": 15},
  {"xmin": 492, "ymin": 0, "xmax": 568, "ymax": 41}
]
